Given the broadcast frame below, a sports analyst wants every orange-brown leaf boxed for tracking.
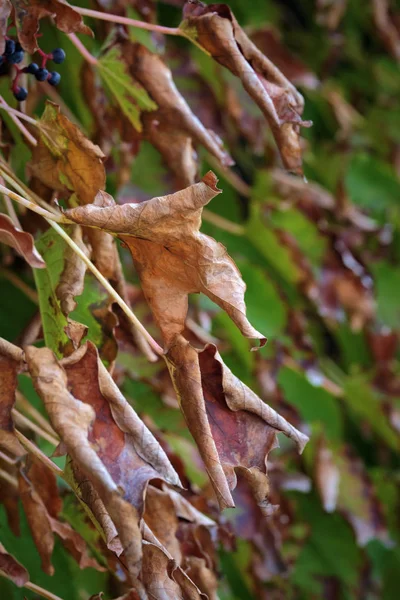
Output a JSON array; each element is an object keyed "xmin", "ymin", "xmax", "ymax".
[
  {"xmin": 0, "ymin": 543, "xmax": 29, "ymax": 587},
  {"xmin": 0, "ymin": 352, "xmax": 24, "ymax": 457},
  {"xmin": 65, "ymin": 173, "xmax": 265, "ymax": 348},
  {"xmin": 12, "ymin": 0, "xmax": 92, "ymax": 53},
  {"xmin": 0, "ymin": 213, "xmax": 46, "ymax": 269}
]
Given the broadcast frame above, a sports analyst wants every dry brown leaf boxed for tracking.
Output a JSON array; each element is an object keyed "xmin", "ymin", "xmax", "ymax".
[
  {"xmin": 372, "ymin": 0, "xmax": 400, "ymax": 62},
  {"xmin": 0, "ymin": 213, "xmax": 46, "ymax": 268},
  {"xmin": 270, "ymin": 169, "xmax": 335, "ymax": 210},
  {"xmin": 25, "ymin": 345, "xmax": 143, "ymax": 584},
  {"xmin": 25, "ymin": 343, "xmax": 181, "ymax": 587},
  {"xmin": 124, "ymin": 42, "xmax": 233, "ymax": 187},
  {"xmin": 166, "ymin": 336, "xmax": 308, "ymax": 510},
  {"xmin": 315, "ymin": 437, "xmax": 340, "ymax": 513},
  {"xmin": 0, "ymin": 351, "xmax": 24, "ymax": 457},
  {"xmin": 29, "ymin": 102, "xmax": 118, "ymax": 279},
  {"xmin": 65, "ymin": 172, "xmax": 265, "ymax": 348},
  {"xmin": 12, "ymin": 0, "xmax": 92, "ymax": 53},
  {"xmin": 143, "ymin": 486, "xmax": 182, "ymax": 563},
  {"xmin": 316, "ymin": 0, "xmax": 348, "ymax": 30},
  {"xmin": 0, "ymin": 542, "xmax": 29, "ymax": 587},
  {"xmin": 18, "ymin": 456, "xmax": 104, "ymax": 575},
  {"xmin": 56, "ymin": 226, "xmax": 89, "ymax": 316},
  {"xmin": 181, "ymin": 1, "xmax": 311, "ymax": 173},
  {"xmin": 0, "ymin": 0, "xmax": 11, "ymax": 55}
]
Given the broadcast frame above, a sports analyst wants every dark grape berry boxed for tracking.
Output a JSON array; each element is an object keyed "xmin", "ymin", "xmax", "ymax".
[
  {"xmin": 48, "ymin": 71, "xmax": 61, "ymax": 86},
  {"xmin": 51, "ymin": 48, "xmax": 66, "ymax": 64},
  {"xmin": 0, "ymin": 56, "xmax": 4, "ymax": 67},
  {"xmin": 35, "ymin": 68, "xmax": 48, "ymax": 81},
  {"xmin": 25, "ymin": 62, "xmax": 39, "ymax": 75},
  {"xmin": 8, "ymin": 50, "xmax": 24, "ymax": 64},
  {"xmin": 13, "ymin": 86, "xmax": 28, "ymax": 101},
  {"xmin": 15, "ymin": 42, "xmax": 23, "ymax": 52},
  {"xmin": 4, "ymin": 39, "xmax": 15, "ymax": 56}
]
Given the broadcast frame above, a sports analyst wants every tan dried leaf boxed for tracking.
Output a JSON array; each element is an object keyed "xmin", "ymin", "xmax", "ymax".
[
  {"xmin": 181, "ymin": 1, "xmax": 311, "ymax": 173},
  {"xmin": 166, "ymin": 336, "xmax": 308, "ymax": 510},
  {"xmin": 0, "ymin": 0, "xmax": 11, "ymax": 54},
  {"xmin": 56, "ymin": 226, "xmax": 89, "ymax": 316},
  {"xmin": 0, "ymin": 352, "xmax": 24, "ymax": 457},
  {"xmin": 124, "ymin": 42, "xmax": 233, "ymax": 187},
  {"xmin": 0, "ymin": 543, "xmax": 29, "ymax": 587},
  {"xmin": 12, "ymin": 0, "xmax": 92, "ymax": 53},
  {"xmin": 0, "ymin": 213, "xmax": 46, "ymax": 268},
  {"xmin": 65, "ymin": 172, "xmax": 265, "ymax": 348}
]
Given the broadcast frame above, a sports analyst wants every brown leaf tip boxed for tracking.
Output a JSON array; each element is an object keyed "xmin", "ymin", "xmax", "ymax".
[{"xmin": 202, "ymin": 171, "xmax": 221, "ymax": 193}]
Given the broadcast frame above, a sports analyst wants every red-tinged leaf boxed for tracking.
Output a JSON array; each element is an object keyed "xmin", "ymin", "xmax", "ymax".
[
  {"xmin": 0, "ymin": 543, "xmax": 29, "ymax": 587},
  {"xmin": 165, "ymin": 336, "xmax": 308, "ymax": 511},
  {"xmin": 181, "ymin": 1, "xmax": 311, "ymax": 173},
  {"xmin": 11, "ymin": 0, "xmax": 92, "ymax": 53},
  {"xmin": 0, "ymin": 350, "xmax": 24, "ymax": 457},
  {"xmin": 123, "ymin": 42, "xmax": 233, "ymax": 187},
  {"xmin": 0, "ymin": 213, "xmax": 45, "ymax": 269},
  {"xmin": 65, "ymin": 173, "xmax": 266, "ymax": 349}
]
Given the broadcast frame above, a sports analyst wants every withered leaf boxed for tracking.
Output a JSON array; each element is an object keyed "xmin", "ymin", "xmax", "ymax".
[
  {"xmin": 0, "ymin": 0, "xmax": 11, "ymax": 55},
  {"xmin": 0, "ymin": 542, "xmax": 29, "ymax": 587},
  {"xmin": 25, "ymin": 343, "xmax": 180, "ymax": 586},
  {"xmin": 123, "ymin": 42, "xmax": 233, "ymax": 187},
  {"xmin": 11, "ymin": 0, "xmax": 92, "ymax": 54},
  {"xmin": 181, "ymin": 1, "xmax": 311, "ymax": 173},
  {"xmin": 372, "ymin": 0, "xmax": 400, "ymax": 62},
  {"xmin": 56, "ymin": 226, "xmax": 89, "ymax": 316},
  {"xmin": 0, "ymin": 213, "xmax": 46, "ymax": 269},
  {"xmin": 0, "ymin": 350, "xmax": 24, "ymax": 457},
  {"xmin": 65, "ymin": 172, "xmax": 265, "ymax": 348},
  {"xmin": 166, "ymin": 336, "xmax": 308, "ymax": 510},
  {"xmin": 19, "ymin": 456, "xmax": 104, "ymax": 575}
]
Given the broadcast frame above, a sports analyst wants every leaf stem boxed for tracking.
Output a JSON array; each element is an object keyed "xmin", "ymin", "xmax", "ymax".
[
  {"xmin": 14, "ymin": 430, "xmax": 63, "ymax": 476},
  {"xmin": 23, "ymin": 581, "xmax": 63, "ymax": 600},
  {"xmin": 0, "ymin": 467, "xmax": 18, "ymax": 488},
  {"xmin": 72, "ymin": 6, "xmax": 181, "ymax": 37},
  {"xmin": 48, "ymin": 220, "xmax": 164, "ymax": 357},
  {"xmin": 67, "ymin": 32, "xmax": 99, "ymax": 65},
  {"xmin": 202, "ymin": 209, "xmax": 245, "ymax": 235},
  {"xmin": 0, "ymin": 183, "xmax": 66, "ymax": 223},
  {"xmin": 12, "ymin": 409, "xmax": 59, "ymax": 446}
]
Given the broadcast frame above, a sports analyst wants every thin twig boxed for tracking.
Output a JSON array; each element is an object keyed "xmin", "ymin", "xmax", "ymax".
[
  {"xmin": 0, "ymin": 467, "xmax": 18, "ymax": 488},
  {"xmin": 14, "ymin": 430, "xmax": 63, "ymax": 476},
  {"xmin": 202, "ymin": 209, "xmax": 245, "ymax": 235},
  {"xmin": 0, "ymin": 268, "xmax": 39, "ymax": 304},
  {"xmin": 0, "ymin": 177, "xmax": 22, "ymax": 227},
  {"xmin": 0, "ymin": 182, "xmax": 66, "ymax": 223},
  {"xmin": 73, "ymin": 5, "xmax": 181, "ymax": 36},
  {"xmin": 49, "ymin": 220, "xmax": 164, "ymax": 356},
  {"xmin": 206, "ymin": 154, "xmax": 251, "ymax": 198},
  {"xmin": 67, "ymin": 33, "xmax": 98, "ymax": 65},
  {"xmin": 23, "ymin": 581, "xmax": 63, "ymax": 600},
  {"xmin": 16, "ymin": 391, "xmax": 58, "ymax": 438},
  {"xmin": 13, "ymin": 409, "xmax": 59, "ymax": 446},
  {"xmin": 0, "ymin": 450, "xmax": 18, "ymax": 465},
  {"xmin": 0, "ymin": 167, "xmax": 61, "ymax": 217}
]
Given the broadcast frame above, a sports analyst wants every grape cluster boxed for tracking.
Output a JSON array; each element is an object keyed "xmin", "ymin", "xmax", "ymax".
[{"xmin": 1, "ymin": 39, "xmax": 66, "ymax": 102}]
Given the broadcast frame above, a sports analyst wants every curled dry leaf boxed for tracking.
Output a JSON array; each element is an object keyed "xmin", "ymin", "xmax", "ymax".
[
  {"xmin": 11, "ymin": 0, "xmax": 92, "ymax": 53},
  {"xmin": 0, "ymin": 0, "xmax": 11, "ymax": 54},
  {"xmin": 181, "ymin": 1, "xmax": 311, "ymax": 173},
  {"xmin": 166, "ymin": 335, "xmax": 308, "ymax": 510},
  {"xmin": 0, "ymin": 542, "xmax": 29, "ymax": 587},
  {"xmin": 65, "ymin": 172, "xmax": 265, "ymax": 348},
  {"xmin": 18, "ymin": 456, "xmax": 104, "ymax": 575},
  {"xmin": 56, "ymin": 226, "xmax": 89, "ymax": 316},
  {"xmin": 0, "ymin": 213, "xmax": 46, "ymax": 269},
  {"xmin": 0, "ymin": 350, "xmax": 24, "ymax": 457},
  {"xmin": 25, "ymin": 343, "xmax": 181, "ymax": 587},
  {"xmin": 123, "ymin": 42, "xmax": 233, "ymax": 187},
  {"xmin": 29, "ymin": 102, "xmax": 117, "ymax": 280},
  {"xmin": 372, "ymin": 0, "xmax": 400, "ymax": 62}
]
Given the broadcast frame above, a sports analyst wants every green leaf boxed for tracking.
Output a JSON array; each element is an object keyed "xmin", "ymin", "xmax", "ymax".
[
  {"xmin": 98, "ymin": 46, "xmax": 157, "ymax": 131},
  {"xmin": 278, "ymin": 366, "xmax": 343, "ymax": 441},
  {"xmin": 33, "ymin": 228, "xmax": 71, "ymax": 358},
  {"xmin": 345, "ymin": 153, "xmax": 400, "ymax": 212},
  {"xmin": 371, "ymin": 262, "xmax": 400, "ymax": 329}
]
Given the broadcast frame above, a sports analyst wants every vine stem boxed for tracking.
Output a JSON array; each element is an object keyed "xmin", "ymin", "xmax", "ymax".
[
  {"xmin": 12, "ymin": 409, "xmax": 59, "ymax": 446},
  {"xmin": 0, "ymin": 178, "xmax": 163, "ymax": 357},
  {"xmin": 72, "ymin": 5, "xmax": 181, "ymax": 36},
  {"xmin": 23, "ymin": 582, "xmax": 63, "ymax": 600},
  {"xmin": 67, "ymin": 32, "xmax": 98, "ymax": 65},
  {"xmin": 14, "ymin": 430, "xmax": 63, "ymax": 476},
  {"xmin": 49, "ymin": 220, "xmax": 164, "ymax": 357}
]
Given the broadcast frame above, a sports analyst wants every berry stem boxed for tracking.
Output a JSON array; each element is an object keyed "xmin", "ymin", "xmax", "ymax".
[
  {"xmin": 72, "ymin": 5, "xmax": 181, "ymax": 36},
  {"xmin": 67, "ymin": 32, "xmax": 98, "ymax": 65}
]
